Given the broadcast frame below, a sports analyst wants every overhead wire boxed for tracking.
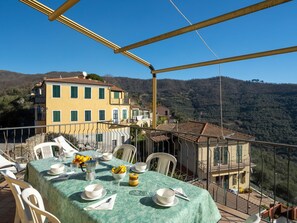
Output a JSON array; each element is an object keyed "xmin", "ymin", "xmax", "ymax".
[{"xmin": 168, "ymin": 0, "xmax": 225, "ymax": 137}]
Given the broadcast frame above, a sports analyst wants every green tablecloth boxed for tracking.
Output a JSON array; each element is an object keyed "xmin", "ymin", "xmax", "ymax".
[{"xmin": 25, "ymin": 151, "xmax": 221, "ymax": 223}]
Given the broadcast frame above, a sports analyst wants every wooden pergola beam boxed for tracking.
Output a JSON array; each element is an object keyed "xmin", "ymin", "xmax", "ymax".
[
  {"xmin": 152, "ymin": 46, "xmax": 297, "ymax": 74},
  {"xmin": 114, "ymin": 0, "xmax": 291, "ymax": 53},
  {"xmin": 49, "ymin": 0, "xmax": 80, "ymax": 21}
]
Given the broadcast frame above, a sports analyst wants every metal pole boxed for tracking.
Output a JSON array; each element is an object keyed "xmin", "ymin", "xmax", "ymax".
[
  {"xmin": 48, "ymin": 0, "xmax": 80, "ymax": 21},
  {"xmin": 115, "ymin": 0, "xmax": 291, "ymax": 53},
  {"xmin": 152, "ymin": 73, "xmax": 157, "ymax": 128},
  {"xmin": 153, "ymin": 46, "xmax": 297, "ymax": 74}
]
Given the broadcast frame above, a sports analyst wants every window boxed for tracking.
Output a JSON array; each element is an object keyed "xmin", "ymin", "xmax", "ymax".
[
  {"xmin": 85, "ymin": 110, "xmax": 91, "ymax": 121},
  {"xmin": 121, "ymin": 136, "xmax": 125, "ymax": 144},
  {"xmin": 71, "ymin": 86, "xmax": 78, "ymax": 98},
  {"xmin": 52, "ymin": 85, "xmax": 60, "ymax": 98},
  {"xmin": 53, "ymin": 111, "xmax": 60, "ymax": 122},
  {"xmin": 241, "ymin": 172, "xmax": 246, "ymax": 184},
  {"xmin": 71, "ymin": 110, "xmax": 78, "ymax": 122},
  {"xmin": 113, "ymin": 109, "xmax": 119, "ymax": 124},
  {"xmin": 122, "ymin": 109, "xmax": 127, "ymax": 119},
  {"xmin": 84, "ymin": 87, "xmax": 91, "ymax": 99},
  {"xmin": 112, "ymin": 140, "xmax": 117, "ymax": 149},
  {"xmin": 213, "ymin": 146, "xmax": 228, "ymax": 165},
  {"xmin": 96, "ymin": 134, "xmax": 103, "ymax": 142},
  {"xmin": 236, "ymin": 145, "xmax": 243, "ymax": 163},
  {"xmin": 99, "ymin": 110, "xmax": 105, "ymax": 121},
  {"xmin": 114, "ymin": 92, "xmax": 119, "ymax": 99},
  {"xmin": 99, "ymin": 88, "xmax": 105, "ymax": 99}
]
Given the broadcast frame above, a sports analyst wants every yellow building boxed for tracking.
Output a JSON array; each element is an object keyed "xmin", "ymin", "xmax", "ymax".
[
  {"xmin": 151, "ymin": 121, "xmax": 254, "ymax": 191},
  {"xmin": 32, "ymin": 74, "xmax": 131, "ymax": 149}
]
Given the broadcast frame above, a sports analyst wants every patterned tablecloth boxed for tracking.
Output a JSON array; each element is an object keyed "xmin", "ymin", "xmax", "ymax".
[{"xmin": 25, "ymin": 151, "xmax": 221, "ymax": 223}]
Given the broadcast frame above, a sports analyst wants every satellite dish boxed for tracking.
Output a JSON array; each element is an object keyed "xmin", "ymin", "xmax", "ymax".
[{"xmin": 82, "ymin": 71, "xmax": 87, "ymax": 77}]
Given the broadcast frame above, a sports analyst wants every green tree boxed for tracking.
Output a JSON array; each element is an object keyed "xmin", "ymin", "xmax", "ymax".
[{"xmin": 86, "ymin": 74, "xmax": 104, "ymax": 82}]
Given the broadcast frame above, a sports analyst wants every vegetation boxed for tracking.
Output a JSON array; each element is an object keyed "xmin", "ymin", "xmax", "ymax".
[
  {"xmin": 1, "ymin": 70, "xmax": 297, "ymax": 203},
  {"xmin": 86, "ymin": 73, "xmax": 104, "ymax": 82}
]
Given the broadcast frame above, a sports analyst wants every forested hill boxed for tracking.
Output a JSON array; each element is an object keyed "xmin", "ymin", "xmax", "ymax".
[
  {"xmin": 1, "ymin": 70, "xmax": 297, "ymax": 146},
  {"xmin": 104, "ymin": 76, "xmax": 297, "ymax": 145}
]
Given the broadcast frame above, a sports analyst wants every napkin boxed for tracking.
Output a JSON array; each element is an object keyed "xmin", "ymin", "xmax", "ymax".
[
  {"xmin": 172, "ymin": 188, "xmax": 190, "ymax": 201},
  {"xmin": 84, "ymin": 194, "xmax": 117, "ymax": 211}
]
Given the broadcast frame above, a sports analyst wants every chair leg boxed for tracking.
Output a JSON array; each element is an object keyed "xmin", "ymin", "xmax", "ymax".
[{"xmin": 14, "ymin": 211, "xmax": 20, "ymax": 223}]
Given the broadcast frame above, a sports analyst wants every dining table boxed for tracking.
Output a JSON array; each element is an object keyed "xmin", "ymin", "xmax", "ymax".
[{"xmin": 25, "ymin": 151, "xmax": 221, "ymax": 223}]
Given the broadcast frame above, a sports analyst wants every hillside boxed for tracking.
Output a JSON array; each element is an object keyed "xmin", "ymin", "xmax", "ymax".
[{"xmin": 1, "ymin": 70, "xmax": 297, "ymax": 146}]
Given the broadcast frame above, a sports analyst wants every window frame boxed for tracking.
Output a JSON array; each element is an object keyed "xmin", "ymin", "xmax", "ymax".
[
  {"xmin": 70, "ymin": 86, "xmax": 78, "ymax": 99},
  {"xmin": 84, "ymin": 87, "xmax": 92, "ymax": 99},
  {"xmin": 52, "ymin": 85, "xmax": 60, "ymax": 98},
  {"xmin": 84, "ymin": 110, "xmax": 92, "ymax": 122},
  {"xmin": 53, "ymin": 110, "xmax": 61, "ymax": 122},
  {"xmin": 70, "ymin": 110, "xmax": 78, "ymax": 122},
  {"xmin": 99, "ymin": 88, "xmax": 105, "ymax": 99}
]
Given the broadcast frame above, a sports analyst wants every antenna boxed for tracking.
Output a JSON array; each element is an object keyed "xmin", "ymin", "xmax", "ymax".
[{"xmin": 82, "ymin": 71, "xmax": 87, "ymax": 77}]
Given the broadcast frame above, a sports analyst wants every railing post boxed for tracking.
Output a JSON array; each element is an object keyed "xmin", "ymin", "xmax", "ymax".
[{"xmin": 206, "ymin": 137, "xmax": 210, "ymax": 191}]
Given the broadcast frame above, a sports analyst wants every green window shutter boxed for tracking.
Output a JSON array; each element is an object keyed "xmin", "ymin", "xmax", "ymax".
[
  {"xmin": 122, "ymin": 110, "xmax": 127, "ymax": 119},
  {"xmin": 53, "ymin": 111, "xmax": 60, "ymax": 122},
  {"xmin": 85, "ymin": 87, "xmax": 91, "ymax": 99},
  {"xmin": 85, "ymin": 110, "xmax": 91, "ymax": 121},
  {"xmin": 53, "ymin": 85, "xmax": 60, "ymax": 98},
  {"xmin": 214, "ymin": 147, "xmax": 220, "ymax": 166},
  {"xmin": 99, "ymin": 88, "xmax": 105, "ymax": 99},
  {"xmin": 114, "ymin": 92, "xmax": 119, "ymax": 99},
  {"xmin": 236, "ymin": 145, "xmax": 243, "ymax": 163},
  {"xmin": 96, "ymin": 134, "xmax": 103, "ymax": 142},
  {"xmin": 71, "ymin": 86, "xmax": 78, "ymax": 98},
  {"xmin": 99, "ymin": 110, "xmax": 105, "ymax": 120},
  {"xmin": 71, "ymin": 111, "xmax": 78, "ymax": 121}
]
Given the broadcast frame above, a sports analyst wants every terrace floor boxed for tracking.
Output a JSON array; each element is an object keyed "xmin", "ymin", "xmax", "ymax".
[{"xmin": 0, "ymin": 179, "xmax": 250, "ymax": 223}]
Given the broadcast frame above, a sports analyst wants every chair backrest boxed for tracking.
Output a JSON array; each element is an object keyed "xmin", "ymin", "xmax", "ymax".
[
  {"xmin": 0, "ymin": 154, "xmax": 18, "ymax": 173},
  {"xmin": 22, "ymin": 188, "xmax": 61, "ymax": 223},
  {"xmin": 113, "ymin": 144, "xmax": 137, "ymax": 163},
  {"xmin": 1, "ymin": 170, "xmax": 33, "ymax": 223},
  {"xmin": 54, "ymin": 136, "xmax": 78, "ymax": 154},
  {"xmin": 146, "ymin": 152, "xmax": 177, "ymax": 177},
  {"xmin": 33, "ymin": 142, "xmax": 60, "ymax": 160}
]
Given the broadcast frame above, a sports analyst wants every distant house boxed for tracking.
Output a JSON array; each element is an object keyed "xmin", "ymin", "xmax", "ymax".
[
  {"xmin": 31, "ymin": 74, "xmax": 131, "ymax": 148},
  {"xmin": 130, "ymin": 105, "xmax": 151, "ymax": 126},
  {"xmin": 147, "ymin": 121, "xmax": 254, "ymax": 191},
  {"xmin": 157, "ymin": 105, "xmax": 171, "ymax": 123}
]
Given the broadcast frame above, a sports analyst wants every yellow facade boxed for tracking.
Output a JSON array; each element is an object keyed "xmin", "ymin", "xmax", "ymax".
[{"xmin": 34, "ymin": 77, "xmax": 130, "ymax": 135}]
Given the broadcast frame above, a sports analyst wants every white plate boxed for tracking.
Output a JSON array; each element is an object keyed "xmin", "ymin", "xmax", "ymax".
[
  {"xmin": 130, "ymin": 166, "xmax": 148, "ymax": 173},
  {"xmin": 47, "ymin": 170, "xmax": 65, "ymax": 176},
  {"xmin": 81, "ymin": 189, "xmax": 107, "ymax": 201},
  {"xmin": 152, "ymin": 195, "xmax": 179, "ymax": 207}
]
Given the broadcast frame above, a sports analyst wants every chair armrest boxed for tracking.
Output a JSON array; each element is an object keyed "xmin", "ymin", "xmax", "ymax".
[{"xmin": 0, "ymin": 164, "xmax": 17, "ymax": 170}]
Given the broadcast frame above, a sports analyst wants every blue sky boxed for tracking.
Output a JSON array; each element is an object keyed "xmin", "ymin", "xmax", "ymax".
[{"xmin": 0, "ymin": 0, "xmax": 296, "ymax": 83}]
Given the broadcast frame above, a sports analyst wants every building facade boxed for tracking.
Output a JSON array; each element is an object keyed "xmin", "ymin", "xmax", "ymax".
[{"xmin": 32, "ymin": 74, "xmax": 131, "ymax": 149}]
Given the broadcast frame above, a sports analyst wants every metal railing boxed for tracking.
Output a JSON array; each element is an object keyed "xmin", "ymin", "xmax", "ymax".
[{"xmin": 1, "ymin": 121, "xmax": 297, "ymax": 221}]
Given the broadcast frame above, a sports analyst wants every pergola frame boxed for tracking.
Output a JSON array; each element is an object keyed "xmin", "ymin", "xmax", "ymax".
[{"xmin": 20, "ymin": 0, "xmax": 296, "ymax": 128}]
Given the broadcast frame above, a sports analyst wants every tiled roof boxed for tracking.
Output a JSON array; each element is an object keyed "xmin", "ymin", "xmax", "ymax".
[
  {"xmin": 156, "ymin": 121, "xmax": 254, "ymax": 143},
  {"xmin": 43, "ymin": 76, "xmax": 125, "ymax": 91}
]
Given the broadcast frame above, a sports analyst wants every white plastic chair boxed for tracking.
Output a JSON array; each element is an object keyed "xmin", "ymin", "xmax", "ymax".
[
  {"xmin": 21, "ymin": 188, "xmax": 61, "ymax": 223},
  {"xmin": 33, "ymin": 142, "xmax": 61, "ymax": 160},
  {"xmin": 1, "ymin": 170, "xmax": 33, "ymax": 223},
  {"xmin": 146, "ymin": 152, "xmax": 177, "ymax": 177},
  {"xmin": 53, "ymin": 136, "xmax": 78, "ymax": 154},
  {"xmin": 0, "ymin": 154, "xmax": 27, "ymax": 174},
  {"xmin": 113, "ymin": 144, "xmax": 137, "ymax": 163}
]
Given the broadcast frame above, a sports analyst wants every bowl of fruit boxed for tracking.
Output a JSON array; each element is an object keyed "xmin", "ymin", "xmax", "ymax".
[
  {"xmin": 72, "ymin": 154, "xmax": 92, "ymax": 172},
  {"xmin": 111, "ymin": 165, "xmax": 127, "ymax": 180}
]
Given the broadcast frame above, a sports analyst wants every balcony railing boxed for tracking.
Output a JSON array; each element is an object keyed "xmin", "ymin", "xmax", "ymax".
[
  {"xmin": 1, "ymin": 121, "xmax": 297, "ymax": 221},
  {"xmin": 110, "ymin": 98, "xmax": 130, "ymax": 105}
]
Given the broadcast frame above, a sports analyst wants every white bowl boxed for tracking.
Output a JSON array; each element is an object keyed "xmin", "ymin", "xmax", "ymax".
[
  {"xmin": 50, "ymin": 163, "xmax": 65, "ymax": 174},
  {"xmin": 102, "ymin": 153, "xmax": 113, "ymax": 160},
  {"xmin": 134, "ymin": 162, "xmax": 147, "ymax": 171},
  {"xmin": 156, "ymin": 188, "xmax": 175, "ymax": 205},
  {"xmin": 84, "ymin": 184, "xmax": 103, "ymax": 198},
  {"xmin": 112, "ymin": 171, "xmax": 126, "ymax": 181}
]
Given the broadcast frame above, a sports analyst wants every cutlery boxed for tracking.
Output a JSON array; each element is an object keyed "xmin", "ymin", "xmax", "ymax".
[
  {"xmin": 93, "ymin": 197, "xmax": 112, "ymax": 209},
  {"xmin": 170, "ymin": 188, "xmax": 190, "ymax": 201}
]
